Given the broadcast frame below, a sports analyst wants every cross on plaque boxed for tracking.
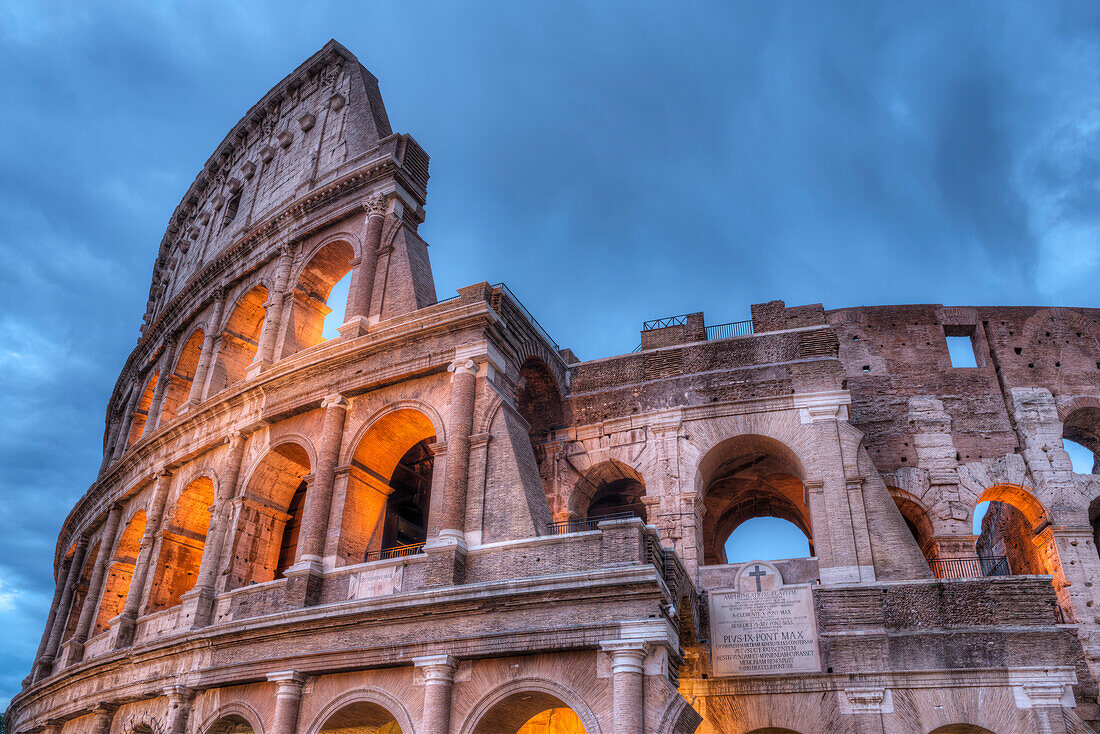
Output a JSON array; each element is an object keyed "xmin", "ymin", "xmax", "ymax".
[{"xmin": 748, "ymin": 565, "xmax": 767, "ymax": 592}]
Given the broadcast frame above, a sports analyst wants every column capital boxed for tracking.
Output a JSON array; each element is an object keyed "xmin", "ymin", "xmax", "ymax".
[
  {"xmin": 413, "ymin": 654, "xmax": 457, "ymax": 682},
  {"xmin": 600, "ymin": 640, "xmax": 651, "ymax": 674},
  {"xmin": 364, "ymin": 192, "xmax": 388, "ymax": 217},
  {"xmin": 448, "ymin": 359, "xmax": 478, "ymax": 377},
  {"xmin": 226, "ymin": 429, "xmax": 248, "ymax": 446},
  {"xmin": 267, "ymin": 670, "xmax": 306, "ymax": 690},
  {"xmin": 322, "ymin": 393, "xmax": 348, "ymax": 410},
  {"xmin": 156, "ymin": 466, "xmax": 173, "ymax": 480},
  {"xmin": 163, "ymin": 685, "xmax": 195, "ymax": 701}
]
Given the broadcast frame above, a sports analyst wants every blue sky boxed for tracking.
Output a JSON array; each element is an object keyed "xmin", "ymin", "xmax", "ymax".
[{"xmin": 3, "ymin": 1, "xmax": 1100, "ymax": 707}]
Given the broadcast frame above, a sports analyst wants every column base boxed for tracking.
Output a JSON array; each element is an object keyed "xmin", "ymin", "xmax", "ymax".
[
  {"xmin": 179, "ymin": 586, "xmax": 217, "ymax": 629},
  {"xmin": 110, "ymin": 613, "xmax": 138, "ymax": 649},
  {"xmin": 424, "ymin": 537, "xmax": 467, "ymax": 588},
  {"xmin": 58, "ymin": 637, "xmax": 86, "ymax": 668},
  {"xmin": 32, "ymin": 656, "xmax": 55, "ymax": 682},
  {"xmin": 338, "ymin": 316, "xmax": 370, "ymax": 339},
  {"xmin": 283, "ymin": 561, "xmax": 325, "ymax": 608}
]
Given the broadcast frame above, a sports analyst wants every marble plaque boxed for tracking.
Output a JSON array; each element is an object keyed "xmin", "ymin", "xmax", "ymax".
[
  {"xmin": 348, "ymin": 564, "xmax": 403, "ymax": 599},
  {"xmin": 708, "ymin": 568, "xmax": 820, "ymax": 676}
]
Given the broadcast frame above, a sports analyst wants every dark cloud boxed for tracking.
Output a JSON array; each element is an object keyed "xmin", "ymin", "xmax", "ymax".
[{"xmin": 2, "ymin": 0, "xmax": 1100, "ymax": 706}]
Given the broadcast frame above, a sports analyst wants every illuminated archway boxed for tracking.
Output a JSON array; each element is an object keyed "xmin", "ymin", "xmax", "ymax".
[
  {"xmin": 697, "ymin": 435, "xmax": 811, "ymax": 565},
  {"xmin": 95, "ymin": 509, "xmax": 147, "ymax": 633},
  {"xmin": 159, "ymin": 328, "xmax": 205, "ymax": 425},
  {"xmin": 340, "ymin": 407, "xmax": 438, "ymax": 563},
  {"xmin": 282, "ymin": 240, "xmax": 356, "ymax": 356},
  {"xmin": 470, "ymin": 692, "xmax": 589, "ymax": 734},
  {"xmin": 146, "ymin": 476, "xmax": 215, "ymax": 612},
  {"xmin": 974, "ymin": 483, "xmax": 1050, "ymax": 577},
  {"xmin": 127, "ymin": 371, "xmax": 160, "ymax": 445},
  {"xmin": 312, "ymin": 700, "xmax": 403, "ymax": 734},
  {"xmin": 208, "ymin": 284, "xmax": 269, "ymax": 393},
  {"xmin": 225, "ymin": 441, "xmax": 311, "ymax": 588}
]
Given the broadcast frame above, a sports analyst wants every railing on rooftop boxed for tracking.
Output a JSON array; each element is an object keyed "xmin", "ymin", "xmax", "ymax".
[
  {"xmin": 492, "ymin": 283, "xmax": 559, "ymax": 350},
  {"xmin": 364, "ymin": 541, "xmax": 425, "ymax": 562},
  {"xmin": 705, "ymin": 320, "xmax": 753, "ymax": 340},
  {"xmin": 642, "ymin": 314, "xmax": 690, "ymax": 331},
  {"xmin": 929, "ymin": 555, "xmax": 1010, "ymax": 580},
  {"xmin": 549, "ymin": 510, "xmax": 637, "ymax": 535}
]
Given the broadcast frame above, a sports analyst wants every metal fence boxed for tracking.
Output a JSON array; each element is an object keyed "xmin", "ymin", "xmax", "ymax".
[
  {"xmin": 549, "ymin": 510, "xmax": 637, "ymax": 535},
  {"xmin": 643, "ymin": 314, "xmax": 690, "ymax": 331},
  {"xmin": 492, "ymin": 283, "xmax": 559, "ymax": 350},
  {"xmin": 705, "ymin": 320, "xmax": 753, "ymax": 340},
  {"xmin": 364, "ymin": 541, "xmax": 426, "ymax": 562},
  {"xmin": 929, "ymin": 555, "xmax": 1010, "ymax": 580}
]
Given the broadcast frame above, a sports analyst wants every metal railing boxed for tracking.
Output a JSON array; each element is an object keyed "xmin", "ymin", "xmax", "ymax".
[
  {"xmin": 643, "ymin": 314, "xmax": 689, "ymax": 331},
  {"xmin": 364, "ymin": 541, "xmax": 426, "ymax": 562},
  {"xmin": 705, "ymin": 320, "xmax": 753, "ymax": 340},
  {"xmin": 929, "ymin": 555, "xmax": 1010, "ymax": 580},
  {"xmin": 492, "ymin": 283, "xmax": 559, "ymax": 350},
  {"xmin": 549, "ymin": 510, "xmax": 637, "ymax": 535}
]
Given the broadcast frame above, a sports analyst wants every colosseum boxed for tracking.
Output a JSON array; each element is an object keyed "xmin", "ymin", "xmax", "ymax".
[{"xmin": 7, "ymin": 39, "xmax": 1100, "ymax": 734}]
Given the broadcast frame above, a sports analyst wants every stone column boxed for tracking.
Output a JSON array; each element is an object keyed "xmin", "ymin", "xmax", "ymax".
[
  {"xmin": 110, "ymin": 385, "xmax": 143, "ymax": 463},
  {"xmin": 143, "ymin": 339, "xmax": 177, "ymax": 439},
  {"xmin": 340, "ymin": 193, "xmax": 387, "ymax": 336},
  {"xmin": 42, "ymin": 720, "xmax": 63, "ymax": 734},
  {"xmin": 425, "ymin": 360, "xmax": 477, "ymax": 587},
  {"xmin": 413, "ymin": 654, "xmax": 456, "ymax": 734},
  {"xmin": 182, "ymin": 291, "xmax": 226, "ymax": 410},
  {"xmin": 286, "ymin": 395, "xmax": 347, "ymax": 605},
  {"xmin": 182, "ymin": 431, "xmax": 248, "ymax": 628},
  {"xmin": 267, "ymin": 671, "xmax": 306, "ymax": 734},
  {"xmin": 250, "ymin": 246, "xmax": 295, "ymax": 376},
  {"xmin": 114, "ymin": 468, "xmax": 172, "ymax": 648},
  {"xmin": 35, "ymin": 535, "xmax": 89, "ymax": 679},
  {"xmin": 89, "ymin": 705, "xmax": 116, "ymax": 734},
  {"xmin": 164, "ymin": 686, "xmax": 196, "ymax": 734},
  {"xmin": 600, "ymin": 640, "xmax": 650, "ymax": 734},
  {"xmin": 30, "ymin": 553, "xmax": 74, "ymax": 671},
  {"xmin": 62, "ymin": 503, "xmax": 124, "ymax": 665}
]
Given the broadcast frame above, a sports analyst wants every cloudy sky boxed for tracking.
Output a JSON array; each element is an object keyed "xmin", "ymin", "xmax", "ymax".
[{"xmin": 2, "ymin": 0, "xmax": 1100, "ymax": 707}]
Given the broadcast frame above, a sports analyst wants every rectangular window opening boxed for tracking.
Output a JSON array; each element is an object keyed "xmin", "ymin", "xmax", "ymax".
[{"xmin": 946, "ymin": 334, "xmax": 978, "ymax": 368}]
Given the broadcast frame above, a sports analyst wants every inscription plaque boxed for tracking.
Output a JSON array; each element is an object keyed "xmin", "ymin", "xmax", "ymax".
[{"xmin": 708, "ymin": 563, "xmax": 821, "ymax": 676}]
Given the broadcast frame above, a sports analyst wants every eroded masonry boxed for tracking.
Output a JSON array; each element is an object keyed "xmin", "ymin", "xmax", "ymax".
[{"xmin": 9, "ymin": 40, "xmax": 1100, "ymax": 734}]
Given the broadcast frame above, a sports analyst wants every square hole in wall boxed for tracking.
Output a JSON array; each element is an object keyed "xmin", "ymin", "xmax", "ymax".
[{"xmin": 945, "ymin": 333, "xmax": 978, "ymax": 368}]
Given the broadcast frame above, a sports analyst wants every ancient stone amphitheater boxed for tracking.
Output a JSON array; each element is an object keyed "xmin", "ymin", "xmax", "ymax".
[{"xmin": 9, "ymin": 40, "xmax": 1100, "ymax": 734}]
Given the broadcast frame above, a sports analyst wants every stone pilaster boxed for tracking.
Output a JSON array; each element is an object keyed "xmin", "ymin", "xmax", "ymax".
[
  {"xmin": 61, "ymin": 503, "xmax": 124, "ymax": 666},
  {"xmin": 267, "ymin": 671, "xmax": 305, "ymax": 734},
  {"xmin": 143, "ymin": 339, "xmax": 178, "ymax": 439},
  {"xmin": 600, "ymin": 640, "xmax": 650, "ymax": 734},
  {"xmin": 182, "ymin": 289, "xmax": 225, "ymax": 410},
  {"xmin": 114, "ymin": 468, "xmax": 172, "ymax": 648},
  {"xmin": 164, "ymin": 685, "xmax": 196, "ymax": 734},
  {"xmin": 340, "ymin": 193, "xmax": 387, "ymax": 337},
  {"xmin": 30, "ymin": 552, "xmax": 74, "ymax": 677},
  {"xmin": 110, "ymin": 384, "xmax": 143, "ymax": 464},
  {"xmin": 252, "ymin": 245, "xmax": 295, "ymax": 375},
  {"xmin": 35, "ymin": 535, "xmax": 89, "ymax": 680},
  {"xmin": 413, "ymin": 654, "xmax": 456, "ymax": 734},
  {"xmin": 182, "ymin": 430, "xmax": 247, "ymax": 628},
  {"xmin": 286, "ymin": 394, "xmax": 347, "ymax": 606},
  {"xmin": 89, "ymin": 705, "xmax": 116, "ymax": 734}
]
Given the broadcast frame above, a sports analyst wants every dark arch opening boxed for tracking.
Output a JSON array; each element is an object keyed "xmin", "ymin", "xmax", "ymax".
[
  {"xmin": 206, "ymin": 715, "xmax": 255, "ymax": 734},
  {"xmin": 473, "ymin": 691, "xmax": 586, "ymax": 734},
  {"xmin": 317, "ymin": 701, "xmax": 401, "ymax": 734},
  {"xmin": 380, "ymin": 438, "xmax": 434, "ymax": 549}
]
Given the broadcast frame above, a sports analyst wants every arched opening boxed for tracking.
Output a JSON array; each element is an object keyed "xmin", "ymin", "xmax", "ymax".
[
  {"xmin": 344, "ymin": 408, "xmax": 437, "ymax": 563},
  {"xmin": 159, "ymin": 329, "xmax": 205, "ymax": 425},
  {"xmin": 126, "ymin": 371, "xmax": 160, "ymax": 445},
  {"xmin": 890, "ymin": 488, "xmax": 934, "ymax": 561},
  {"xmin": 1063, "ymin": 407, "xmax": 1100, "ymax": 474},
  {"xmin": 209, "ymin": 285, "xmax": 269, "ymax": 394},
  {"xmin": 205, "ymin": 715, "xmax": 255, "ymax": 734},
  {"xmin": 316, "ymin": 701, "xmax": 402, "ymax": 734},
  {"xmin": 282, "ymin": 241, "xmax": 355, "ymax": 356},
  {"xmin": 222, "ymin": 191, "xmax": 241, "ymax": 229},
  {"xmin": 473, "ymin": 692, "xmax": 587, "ymax": 734},
  {"xmin": 698, "ymin": 435, "xmax": 811, "ymax": 565},
  {"xmin": 226, "ymin": 441, "xmax": 311, "ymax": 589},
  {"xmin": 571, "ymin": 461, "xmax": 647, "ymax": 525},
  {"xmin": 62, "ymin": 541, "xmax": 100, "ymax": 641},
  {"xmin": 927, "ymin": 726, "xmax": 996, "ymax": 734},
  {"xmin": 517, "ymin": 358, "xmax": 566, "ymax": 498},
  {"xmin": 95, "ymin": 509, "xmax": 147, "ymax": 633},
  {"xmin": 275, "ymin": 480, "xmax": 308, "ymax": 577},
  {"xmin": 974, "ymin": 484, "xmax": 1049, "ymax": 578},
  {"xmin": 146, "ymin": 477, "xmax": 215, "ymax": 612}
]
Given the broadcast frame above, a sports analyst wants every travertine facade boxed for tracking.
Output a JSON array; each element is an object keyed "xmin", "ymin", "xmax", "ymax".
[{"xmin": 9, "ymin": 40, "xmax": 1100, "ymax": 734}]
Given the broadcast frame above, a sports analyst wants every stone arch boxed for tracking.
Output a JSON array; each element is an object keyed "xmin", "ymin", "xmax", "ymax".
[
  {"xmin": 199, "ymin": 703, "xmax": 265, "ymax": 734},
  {"xmin": 889, "ymin": 487, "xmax": 935, "ymax": 560},
  {"xmin": 745, "ymin": 729, "xmax": 805, "ymax": 734},
  {"xmin": 459, "ymin": 677, "xmax": 601, "ymax": 734},
  {"xmin": 305, "ymin": 687, "xmax": 416, "ymax": 734},
  {"xmin": 226, "ymin": 439, "xmax": 312, "ymax": 589},
  {"xmin": 1061, "ymin": 402, "xmax": 1100, "ymax": 475},
  {"xmin": 336, "ymin": 404, "xmax": 441, "ymax": 562},
  {"xmin": 516, "ymin": 357, "xmax": 567, "ymax": 441},
  {"xmin": 654, "ymin": 695, "xmax": 702, "ymax": 734},
  {"xmin": 127, "ymin": 370, "xmax": 160, "ymax": 445},
  {"xmin": 569, "ymin": 460, "xmax": 648, "ymax": 523},
  {"xmin": 282, "ymin": 238, "xmax": 357, "ymax": 356},
  {"xmin": 975, "ymin": 484, "xmax": 1051, "ymax": 578},
  {"xmin": 927, "ymin": 726, "xmax": 996, "ymax": 734},
  {"xmin": 159, "ymin": 327, "xmax": 206, "ymax": 425},
  {"xmin": 146, "ymin": 475, "xmax": 215, "ymax": 612},
  {"xmin": 696, "ymin": 434, "xmax": 811, "ymax": 565},
  {"xmin": 95, "ymin": 508, "xmax": 147, "ymax": 633},
  {"xmin": 513, "ymin": 341, "xmax": 569, "ymax": 401},
  {"xmin": 209, "ymin": 283, "xmax": 270, "ymax": 393},
  {"xmin": 342, "ymin": 400, "xmax": 447, "ymax": 465}
]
